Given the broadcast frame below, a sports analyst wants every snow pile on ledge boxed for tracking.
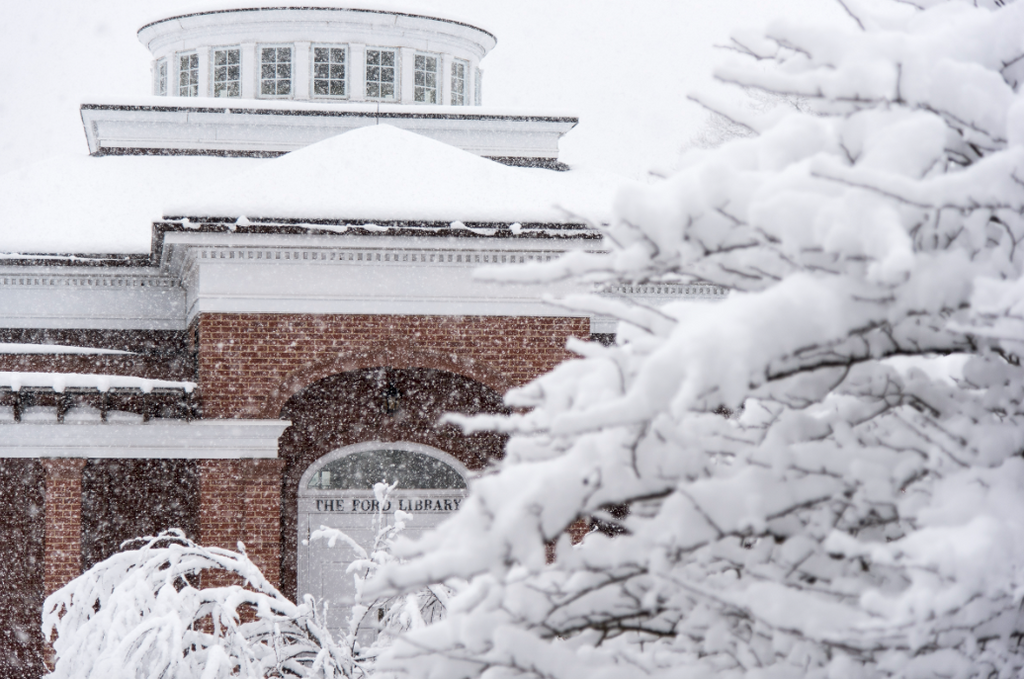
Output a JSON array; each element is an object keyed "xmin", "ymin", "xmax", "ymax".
[
  {"xmin": 0, "ymin": 372, "xmax": 196, "ymax": 393},
  {"xmin": 0, "ymin": 154, "xmax": 253, "ymax": 254},
  {"xmin": 167, "ymin": 125, "xmax": 619, "ymax": 224},
  {"xmin": 0, "ymin": 344, "xmax": 133, "ymax": 355}
]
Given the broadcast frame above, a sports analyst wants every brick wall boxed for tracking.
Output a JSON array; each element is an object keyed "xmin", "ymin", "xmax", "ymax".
[
  {"xmin": 198, "ymin": 459, "xmax": 285, "ymax": 587},
  {"xmin": 0, "ymin": 460, "xmax": 46, "ymax": 679},
  {"xmin": 43, "ymin": 460, "xmax": 85, "ymax": 596},
  {"xmin": 197, "ymin": 314, "xmax": 588, "ymax": 418}
]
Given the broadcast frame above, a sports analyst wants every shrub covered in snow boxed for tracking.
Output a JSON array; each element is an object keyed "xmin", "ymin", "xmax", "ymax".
[
  {"xmin": 364, "ymin": 1, "xmax": 1024, "ymax": 678},
  {"xmin": 43, "ymin": 484, "xmax": 444, "ymax": 679}
]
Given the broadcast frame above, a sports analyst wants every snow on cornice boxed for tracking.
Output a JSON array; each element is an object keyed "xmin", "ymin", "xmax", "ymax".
[
  {"xmin": 0, "ymin": 372, "xmax": 195, "ymax": 393},
  {"xmin": 0, "ymin": 344, "xmax": 133, "ymax": 355}
]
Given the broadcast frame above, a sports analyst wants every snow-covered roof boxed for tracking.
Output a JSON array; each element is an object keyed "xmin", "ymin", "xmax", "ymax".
[
  {"xmin": 0, "ymin": 126, "xmax": 614, "ymax": 257},
  {"xmin": 0, "ymin": 154, "xmax": 253, "ymax": 254},
  {"xmin": 166, "ymin": 125, "xmax": 616, "ymax": 224},
  {"xmin": 139, "ymin": 1, "xmax": 492, "ymax": 36}
]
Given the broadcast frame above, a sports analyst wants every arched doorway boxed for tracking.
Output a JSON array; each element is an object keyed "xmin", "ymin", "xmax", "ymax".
[
  {"xmin": 297, "ymin": 441, "xmax": 469, "ymax": 632},
  {"xmin": 277, "ymin": 367, "xmax": 509, "ymax": 602}
]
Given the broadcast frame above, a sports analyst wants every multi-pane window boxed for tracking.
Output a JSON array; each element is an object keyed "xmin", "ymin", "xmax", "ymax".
[
  {"xmin": 178, "ymin": 53, "xmax": 198, "ymax": 97},
  {"xmin": 154, "ymin": 59, "xmax": 167, "ymax": 96},
  {"xmin": 451, "ymin": 59, "xmax": 468, "ymax": 106},
  {"xmin": 414, "ymin": 54, "xmax": 438, "ymax": 104},
  {"xmin": 312, "ymin": 46, "xmax": 346, "ymax": 97},
  {"xmin": 260, "ymin": 46, "xmax": 292, "ymax": 97},
  {"xmin": 213, "ymin": 48, "xmax": 241, "ymax": 97},
  {"xmin": 474, "ymin": 68, "xmax": 483, "ymax": 105},
  {"xmin": 365, "ymin": 49, "xmax": 396, "ymax": 100}
]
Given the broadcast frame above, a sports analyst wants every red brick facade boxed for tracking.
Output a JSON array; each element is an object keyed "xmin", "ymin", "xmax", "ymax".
[
  {"xmin": 7, "ymin": 311, "xmax": 586, "ymax": 670},
  {"xmin": 196, "ymin": 314, "xmax": 588, "ymax": 418},
  {"xmin": 43, "ymin": 459, "xmax": 86, "ymax": 596},
  {"xmin": 198, "ymin": 459, "xmax": 286, "ymax": 586}
]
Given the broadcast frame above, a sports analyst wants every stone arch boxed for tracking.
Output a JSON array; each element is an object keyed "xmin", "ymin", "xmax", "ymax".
[
  {"xmin": 258, "ymin": 343, "xmax": 513, "ymax": 419},
  {"xmin": 276, "ymin": 366, "xmax": 509, "ymax": 601}
]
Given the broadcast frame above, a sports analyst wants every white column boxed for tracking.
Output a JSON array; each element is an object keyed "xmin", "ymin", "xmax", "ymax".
[
  {"xmin": 400, "ymin": 47, "xmax": 415, "ymax": 103},
  {"xmin": 441, "ymin": 53, "xmax": 453, "ymax": 106},
  {"xmin": 293, "ymin": 41, "xmax": 311, "ymax": 100},
  {"xmin": 197, "ymin": 46, "xmax": 211, "ymax": 98},
  {"xmin": 240, "ymin": 43, "xmax": 257, "ymax": 99},
  {"xmin": 350, "ymin": 44, "xmax": 366, "ymax": 102}
]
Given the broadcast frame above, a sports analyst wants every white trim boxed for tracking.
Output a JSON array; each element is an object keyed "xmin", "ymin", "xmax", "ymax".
[
  {"xmin": 211, "ymin": 45, "xmax": 242, "ymax": 98},
  {"xmin": 258, "ymin": 43, "xmax": 294, "ymax": 99},
  {"xmin": 154, "ymin": 58, "xmax": 168, "ymax": 96},
  {"xmin": 364, "ymin": 46, "xmax": 399, "ymax": 101},
  {"xmin": 412, "ymin": 51, "xmax": 440, "ymax": 104},
  {"xmin": 298, "ymin": 440, "xmax": 470, "ymax": 497},
  {"xmin": 451, "ymin": 58, "xmax": 468, "ymax": 106},
  {"xmin": 0, "ymin": 420, "xmax": 290, "ymax": 459},
  {"xmin": 310, "ymin": 43, "xmax": 349, "ymax": 100},
  {"xmin": 80, "ymin": 103, "xmax": 576, "ymax": 159},
  {"xmin": 177, "ymin": 51, "xmax": 199, "ymax": 97}
]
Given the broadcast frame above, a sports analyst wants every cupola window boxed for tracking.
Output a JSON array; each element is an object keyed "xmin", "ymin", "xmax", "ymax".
[
  {"xmin": 154, "ymin": 58, "xmax": 168, "ymax": 96},
  {"xmin": 260, "ymin": 46, "xmax": 293, "ymax": 97},
  {"xmin": 451, "ymin": 59, "xmax": 468, "ymax": 106},
  {"xmin": 178, "ymin": 53, "xmax": 199, "ymax": 97},
  {"xmin": 414, "ymin": 54, "xmax": 439, "ymax": 104},
  {"xmin": 312, "ymin": 46, "xmax": 347, "ymax": 98},
  {"xmin": 365, "ymin": 48, "xmax": 397, "ymax": 100},
  {"xmin": 213, "ymin": 48, "xmax": 241, "ymax": 98}
]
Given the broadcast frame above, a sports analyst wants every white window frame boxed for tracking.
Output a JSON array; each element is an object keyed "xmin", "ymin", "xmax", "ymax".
[
  {"xmin": 450, "ymin": 58, "xmax": 468, "ymax": 106},
  {"xmin": 413, "ymin": 52, "xmax": 440, "ymax": 104},
  {"xmin": 311, "ymin": 44, "xmax": 348, "ymax": 99},
  {"xmin": 259, "ymin": 44, "xmax": 294, "ymax": 99},
  {"xmin": 474, "ymin": 68, "xmax": 483, "ymax": 106},
  {"xmin": 211, "ymin": 46, "xmax": 242, "ymax": 98},
  {"xmin": 154, "ymin": 58, "xmax": 168, "ymax": 96},
  {"xmin": 364, "ymin": 47, "xmax": 398, "ymax": 101},
  {"xmin": 177, "ymin": 52, "xmax": 199, "ymax": 98}
]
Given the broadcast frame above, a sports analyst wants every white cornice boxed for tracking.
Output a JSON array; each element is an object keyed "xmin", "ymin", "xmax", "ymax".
[
  {"xmin": 0, "ymin": 420, "xmax": 290, "ymax": 458},
  {"xmin": 0, "ymin": 269, "xmax": 185, "ymax": 330},
  {"xmin": 0, "ymin": 233, "xmax": 727, "ymax": 332},
  {"xmin": 81, "ymin": 103, "xmax": 575, "ymax": 161}
]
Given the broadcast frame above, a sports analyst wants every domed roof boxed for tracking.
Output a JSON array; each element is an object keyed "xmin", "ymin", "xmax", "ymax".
[
  {"xmin": 165, "ymin": 124, "xmax": 615, "ymax": 224},
  {"xmin": 139, "ymin": 1, "xmax": 495, "ymax": 43}
]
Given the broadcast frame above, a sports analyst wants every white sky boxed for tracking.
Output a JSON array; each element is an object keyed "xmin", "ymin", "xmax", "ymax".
[{"xmin": 0, "ymin": 1, "xmax": 848, "ymax": 179}]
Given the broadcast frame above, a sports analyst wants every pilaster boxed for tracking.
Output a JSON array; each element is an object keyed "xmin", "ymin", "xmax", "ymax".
[
  {"xmin": 198, "ymin": 458, "xmax": 285, "ymax": 587},
  {"xmin": 43, "ymin": 459, "xmax": 86, "ymax": 595}
]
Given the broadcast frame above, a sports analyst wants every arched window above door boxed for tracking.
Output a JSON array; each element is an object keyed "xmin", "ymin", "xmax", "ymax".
[{"xmin": 305, "ymin": 446, "xmax": 467, "ymax": 491}]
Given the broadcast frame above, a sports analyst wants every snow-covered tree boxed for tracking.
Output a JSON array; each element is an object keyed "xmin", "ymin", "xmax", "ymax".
[
  {"xmin": 43, "ymin": 484, "xmax": 447, "ymax": 679},
  {"xmin": 43, "ymin": 530, "xmax": 358, "ymax": 679},
  {"xmin": 368, "ymin": 2, "xmax": 1024, "ymax": 678}
]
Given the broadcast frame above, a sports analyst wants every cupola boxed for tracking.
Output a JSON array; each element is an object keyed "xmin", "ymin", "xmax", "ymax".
[
  {"xmin": 137, "ymin": 5, "xmax": 496, "ymax": 105},
  {"xmin": 80, "ymin": 4, "xmax": 575, "ymax": 168}
]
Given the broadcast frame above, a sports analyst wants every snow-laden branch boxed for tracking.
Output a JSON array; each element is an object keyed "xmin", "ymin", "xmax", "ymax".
[{"xmin": 363, "ymin": 2, "xmax": 1024, "ymax": 678}]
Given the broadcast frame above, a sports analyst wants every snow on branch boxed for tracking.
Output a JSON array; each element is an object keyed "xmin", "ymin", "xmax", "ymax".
[{"xmin": 364, "ymin": 2, "xmax": 1024, "ymax": 678}]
